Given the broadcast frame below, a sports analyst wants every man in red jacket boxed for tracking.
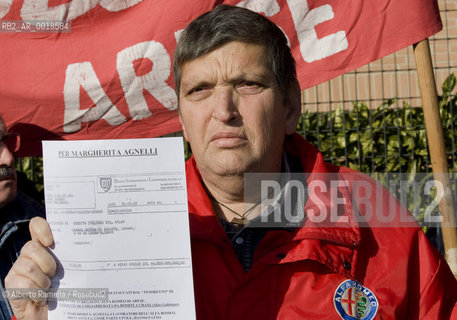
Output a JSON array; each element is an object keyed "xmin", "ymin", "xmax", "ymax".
[{"xmin": 6, "ymin": 5, "xmax": 457, "ymax": 320}]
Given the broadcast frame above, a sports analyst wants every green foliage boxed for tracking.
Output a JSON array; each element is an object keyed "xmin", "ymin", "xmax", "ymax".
[
  {"xmin": 297, "ymin": 73, "xmax": 457, "ymax": 175},
  {"xmin": 184, "ymin": 138, "xmax": 192, "ymax": 161},
  {"xmin": 15, "ymin": 156, "xmax": 44, "ymax": 193},
  {"xmin": 297, "ymin": 74, "xmax": 457, "ymax": 230}
]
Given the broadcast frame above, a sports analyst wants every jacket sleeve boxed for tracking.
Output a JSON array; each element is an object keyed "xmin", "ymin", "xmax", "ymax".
[
  {"xmin": 416, "ymin": 230, "xmax": 457, "ymax": 319},
  {"xmin": 338, "ymin": 167, "xmax": 457, "ymax": 318}
]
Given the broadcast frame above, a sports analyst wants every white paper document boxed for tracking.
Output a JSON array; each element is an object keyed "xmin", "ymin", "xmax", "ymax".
[{"xmin": 42, "ymin": 138, "xmax": 196, "ymax": 320}]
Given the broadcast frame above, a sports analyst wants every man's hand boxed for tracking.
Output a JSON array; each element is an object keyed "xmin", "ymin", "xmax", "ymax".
[{"xmin": 5, "ymin": 217, "xmax": 56, "ymax": 320}]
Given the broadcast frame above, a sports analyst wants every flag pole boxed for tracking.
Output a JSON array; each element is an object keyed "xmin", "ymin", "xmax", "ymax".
[{"xmin": 413, "ymin": 38, "xmax": 457, "ymax": 279}]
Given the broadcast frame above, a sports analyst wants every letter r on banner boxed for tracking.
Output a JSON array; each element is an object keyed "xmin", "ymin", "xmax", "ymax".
[{"xmin": 117, "ymin": 41, "xmax": 177, "ymax": 120}]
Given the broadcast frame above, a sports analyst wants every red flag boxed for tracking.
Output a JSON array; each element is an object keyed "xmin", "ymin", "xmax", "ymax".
[{"xmin": 0, "ymin": 0, "xmax": 441, "ymax": 156}]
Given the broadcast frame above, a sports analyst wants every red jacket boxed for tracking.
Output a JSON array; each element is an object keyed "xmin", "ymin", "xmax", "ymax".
[
  {"xmin": 187, "ymin": 134, "xmax": 457, "ymax": 320},
  {"xmin": 11, "ymin": 135, "xmax": 457, "ymax": 320}
]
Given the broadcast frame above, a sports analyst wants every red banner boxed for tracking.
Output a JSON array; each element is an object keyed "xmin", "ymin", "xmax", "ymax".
[{"xmin": 0, "ymin": 0, "xmax": 442, "ymax": 156}]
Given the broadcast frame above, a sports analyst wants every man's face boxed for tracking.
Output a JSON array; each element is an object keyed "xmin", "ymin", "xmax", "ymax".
[
  {"xmin": 0, "ymin": 119, "xmax": 17, "ymax": 207},
  {"xmin": 179, "ymin": 41, "xmax": 299, "ymax": 178}
]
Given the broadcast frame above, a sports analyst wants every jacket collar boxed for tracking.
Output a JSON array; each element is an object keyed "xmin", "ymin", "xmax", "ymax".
[
  {"xmin": 186, "ymin": 157, "xmax": 228, "ymax": 246},
  {"xmin": 186, "ymin": 133, "xmax": 361, "ymax": 278}
]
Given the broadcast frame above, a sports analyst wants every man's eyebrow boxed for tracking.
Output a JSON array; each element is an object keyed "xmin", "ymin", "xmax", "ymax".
[
  {"xmin": 201, "ymin": 69, "xmax": 268, "ymax": 86},
  {"xmin": 180, "ymin": 70, "xmax": 273, "ymax": 90},
  {"xmin": 181, "ymin": 80, "xmax": 213, "ymax": 90},
  {"xmin": 232, "ymin": 71, "xmax": 274, "ymax": 82}
]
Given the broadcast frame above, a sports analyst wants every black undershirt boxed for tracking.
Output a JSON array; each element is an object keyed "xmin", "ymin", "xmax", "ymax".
[{"xmin": 218, "ymin": 151, "xmax": 305, "ymax": 272}]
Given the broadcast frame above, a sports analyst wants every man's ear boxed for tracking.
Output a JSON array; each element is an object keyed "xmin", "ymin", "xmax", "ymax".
[
  {"xmin": 179, "ymin": 112, "xmax": 190, "ymax": 141},
  {"xmin": 285, "ymin": 80, "xmax": 302, "ymax": 135}
]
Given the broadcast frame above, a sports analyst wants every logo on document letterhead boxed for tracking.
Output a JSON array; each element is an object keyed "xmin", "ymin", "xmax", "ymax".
[
  {"xmin": 99, "ymin": 177, "xmax": 112, "ymax": 192},
  {"xmin": 334, "ymin": 279, "xmax": 378, "ymax": 320}
]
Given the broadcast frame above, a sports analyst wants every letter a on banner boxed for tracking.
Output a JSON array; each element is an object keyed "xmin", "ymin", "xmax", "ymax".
[{"xmin": 63, "ymin": 62, "xmax": 127, "ymax": 133}]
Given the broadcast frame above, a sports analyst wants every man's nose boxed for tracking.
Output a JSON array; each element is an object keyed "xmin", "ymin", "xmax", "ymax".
[
  {"xmin": 0, "ymin": 143, "xmax": 15, "ymax": 167},
  {"xmin": 212, "ymin": 86, "xmax": 240, "ymax": 123}
]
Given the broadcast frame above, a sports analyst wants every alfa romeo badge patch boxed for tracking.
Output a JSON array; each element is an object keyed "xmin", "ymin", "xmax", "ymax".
[{"xmin": 334, "ymin": 279, "xmax": 378, "ymax": 320}]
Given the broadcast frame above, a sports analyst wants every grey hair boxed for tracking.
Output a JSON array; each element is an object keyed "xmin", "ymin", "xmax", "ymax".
[{"xmin": 173, "ymin": 5, "xmax": 297, "ymax": 102}]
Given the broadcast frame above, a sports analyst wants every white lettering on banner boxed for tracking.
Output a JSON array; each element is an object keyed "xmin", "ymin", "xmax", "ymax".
[
  {"xmin": 21, "ymin": 0, "xmax": 98, "ymax": 21},
  {"xmin": 236, "ymin": 0, "xmax": 289, "ymax": 45},
  {"xmin": 63, "ymin": 62, "xmax": 127, "ymax": 133},
  {"xmin": 117, "ymin": 41, "xmax": 177, "ymax": 120},
  {"xmin": 286, "ymin": 0, "xmax": 348, "ymax": 62},
  {"xmin": 175, "ymin": 29, "xmax": 184, "ymax": 43},
  {"xmin": 0, "ymin": 0, "xmax": 12, "ymax": 20},
  {"xmin": 21, "ymin": 0, "xmax": 141, "ymax": 21},
  {"xmin": 236, "ymin": 0, "xmax": 280, "ymax": 16},
  {"xmin": 99, "ymin": 0, "xmax": 142, "ymax": 12}
]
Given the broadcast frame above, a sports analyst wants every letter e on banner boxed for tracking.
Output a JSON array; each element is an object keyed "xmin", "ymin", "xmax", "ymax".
[
  {"xmin": 63, "ymin": 62, "xmax": 127, "ymax": 133},
  {"xmin": 117, "ymin": 41, "xmax": 177, "ymax": 120},
  {"xmin": 286, "ymin": 0, "xmax": 348, "ymax": 62}
]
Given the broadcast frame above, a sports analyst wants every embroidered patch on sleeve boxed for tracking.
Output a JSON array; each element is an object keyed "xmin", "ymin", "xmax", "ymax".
[{"xmin": 333, "ymin": 279, "xmax": 378, "ymax": 320}]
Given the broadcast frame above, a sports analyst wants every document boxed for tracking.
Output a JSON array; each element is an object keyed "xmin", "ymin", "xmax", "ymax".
[{"xmin": 42, "ymin": 138, "xmax": 196, "ymax": 320}]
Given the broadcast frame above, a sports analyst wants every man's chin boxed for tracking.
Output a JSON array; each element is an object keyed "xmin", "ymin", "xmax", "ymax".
[
  {"xmin": 211, "ymin": 157, "xmax": 256, "ymax": 176},
  {"xmin": 196, "ymin": 149, "xmax": 264, "ymax": 175}
]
